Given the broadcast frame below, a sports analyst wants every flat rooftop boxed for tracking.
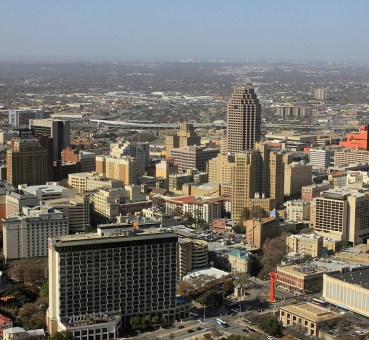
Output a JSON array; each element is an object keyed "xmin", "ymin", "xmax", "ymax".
[
  {"xmin": 51, "ymin": 231, "xmax": 177, "ymax": 248},
  {"xmin": 327, "ymin": 267, "xmax": 369, "ymax": 289},
  {"xmin": 280, "ymin": 303, "xmax": 340, "ymax": 323}
]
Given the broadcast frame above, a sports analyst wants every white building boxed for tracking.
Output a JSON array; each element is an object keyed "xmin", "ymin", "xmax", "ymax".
[
  {"xmin": 286, "ymin": 200, "xmax": 311, "ymax": 222},
  {"xmin": 309, "ymin": 148, "xmax": 331, "ymax": 169},
  {"xmin": 19, "ymin": 182, "xmax": 76, "ymax": 200},
  {"xmin": 2, "ymin": 205, "xmax": 69, "ymax": 260},
  {"xmin": 165, "ymin": 195, "xmax": 230, "ymax": 223}
]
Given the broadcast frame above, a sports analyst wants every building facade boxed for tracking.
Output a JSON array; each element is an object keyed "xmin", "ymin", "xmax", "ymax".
[
  {"xmin": 314, "ymin": 188, "xmax": 369, "ymax": 244},
  {"xmin": 6, "ymin": 136, "xmax": 48, "ymax": 186},
  {"xmin": 279, "ymin": 303, "xmax": 340, "ymax": 338},
  {"xmin": 323, "ymin": 267, "xmax": 369, "ymax": 318},
  {"xmin": 226, "ymin": 85, "xmax": 261, "ymax": 153},
  {"xmin": 170, "ymin": 146, "xmax": 219, "ymax": 172},
  {"xmin": 9, "ymin": 109, "xmax": 46, "ymax": 127},
  {"xmin": 2, "ymin": 205, "xmax": 69, "ymax": 260},
  {"xmin": 96, "ymin": 155, "xmax": 138, "ymax": 185},
  {"xmin": 29, "ymin": 119, "xmax": 70, "ymax": 161},
  {"xmin": 286, "ymin": 200, "xmax": 311, "ymax": 222},
  {"xmin": 47, "ymin": 231, "xmax": 188, "ymax": 338},
  {"xmin": 284, "ymin": 162, "xmax": 312, "ymax": 197},
  {"xmin": 110, "ymin": 140, "xmax": 149, "ymax": 177},
  {"xmin": 286, "ymin": 234, "xmax": 323, "ymax": 257},
  {"xmin": 245, "ymin": 217, "xmax": 280, "ymax": 249}
]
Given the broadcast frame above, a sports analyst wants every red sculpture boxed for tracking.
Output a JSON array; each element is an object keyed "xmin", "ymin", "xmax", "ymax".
[{"xmin": 269, "ymin": 272, "xmax": 279, "ymax": 302}]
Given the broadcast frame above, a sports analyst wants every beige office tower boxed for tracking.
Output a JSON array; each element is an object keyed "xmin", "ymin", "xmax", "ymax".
[
  {"xmin": 231, "ymin": 151, "xmax": 262, "ymax": 222},
  {"xmin": 6, "ymin": 136, "xmax": 48, "ymax": 186},
  {"xmin": 96, "ymin": 155, "xmax": 138, "ymax": 185},
  {"xmin": 259, "ymin": 144, "xmax": 285, "ymax": 208},
  {"xmin": 208, "ymin": 153, "xmax": 235, "ymax": 184},
  {"xmin": 165, "ymin": 123, "xmax": 201, "ymax": 155},
  {"xmin": 226, "ymin": 84, "xmax": 261, "ymax": 154},
  {"xmin": 231, "ymin": 144, "xmax": 284, "ymax": 222},
  {"xmin": 155, "ymin": 159, "xmax": 178, "ymax": 189},
  {"xmin": 314, "ymin": 188, "xmax": 369, "ymax": 244},
  {"xmin": 110, "ymin": 140, "xmax": 149, "ymax": 177}
]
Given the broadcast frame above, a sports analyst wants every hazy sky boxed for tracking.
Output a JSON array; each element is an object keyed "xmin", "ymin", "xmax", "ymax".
[{"xmin": 1, "ymin": 0, "xmax": 369, "ymax": 62}]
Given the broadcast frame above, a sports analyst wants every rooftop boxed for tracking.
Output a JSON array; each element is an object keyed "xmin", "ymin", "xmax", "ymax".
[
  {"xmin": 51, "ymin": 230, "xmax": 177, "ymax": 248},
  {"xmin": 327, "ymin": 267, "xmax": 369, "ymax": 289},
  {"xmin": 184, "ymin": 267, "xmax": 230, "ymax": 281},
  {"xmin": 280, "ymin": 303, "xmax": 340, "ymax": 323}
]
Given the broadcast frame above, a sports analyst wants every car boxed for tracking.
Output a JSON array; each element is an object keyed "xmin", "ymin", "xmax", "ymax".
[
  {"xmin": 267, "ymin": 337, "xmax": 275, "ymax": 340},
  {"xmin": 178, "ymin": 325, "xmax": 185, "ymax": 329},
  {"xmin": 242, "ymin": 328, "xmax": 249, "ymax": 333},
  {"xmin": 187, "ymin": 329, "xmax": 195, "ymax": 333},
  {"xmin": 202, "ymin": 327, "xmax": 210, "ymax": 332},
  {"xmin": 196, "ymin": 327, "xmax": 201, "ymax": 331}
]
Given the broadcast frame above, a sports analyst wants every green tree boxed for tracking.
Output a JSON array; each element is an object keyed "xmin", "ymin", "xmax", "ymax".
[
  {"xmin": 258, "ymin": 317, "xmax": 282, "ymax": 337},
  {"xmin": 130, "ymin": 316, "xmax": 142, "ymax": 330},
  {"xmin": 51, "ymin": 331, "xmax": 74, "ymax": 340},
  {"xmin": 232, "ymin": 225, "xmax": 246, "ymax": 234},
  {"xmin": 196, "ymin": 290, "xmax": 224, "ymax": 306},
  {"xmin": 39, "ymin": 282, "xmax": 48, "ymax": 298}
]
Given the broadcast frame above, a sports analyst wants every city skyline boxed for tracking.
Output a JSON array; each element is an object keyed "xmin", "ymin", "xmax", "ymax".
[{"xmin": 1, "ymin": 0, "xmax": 369, "ymax": 62}]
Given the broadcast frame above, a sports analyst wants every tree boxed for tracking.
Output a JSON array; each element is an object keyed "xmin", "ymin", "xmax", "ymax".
[
  {"xmin": 299, "ymin": 227, "xmax": 314, "ymax": 234},
  {"xmin": 130, "ymin": 316, "xmax": 142, "ymax": 330},
  {"xmin": 184, "ymin": 212, "xmax": 196, "ymax": 226},
  {"xmin": 239, "ymin": 205, "xmax": 269, "ymax": 225},
  {"xmin": 258, "ymin": 234, "xmax": 286, "ymax": 279},
  {"xmin": 196, "ymin": 290, "xmax": 224, "ymax": 307},
  {"xmin": 249, "ymin": 206, "xmax": 269, "ymax": 219},
  {"xmin": 172, "ymin": 206, "xmax": 183, "ymax": 217},
  {"xmin": 177, "ymin": 280, "xmax": 196, "ymax": 298},
  {"xmin": 232, "ymin": 225, "xmax": 246, "ymax": 234},
  {"xmin": 6, "ymin": 259, "xmax": 47, "ymax": 287},
  {"xmin": 210, "ymin": 326, "xmax": 222, "ymax": 338},
  {"xmin": 39, "ymin": 282, "xmax": 49, "ymax": 298},
  {"xmin": 51, "ymin": 331, "xmax": 74, "ymax": 340},
  {"xmin": 258, "ymin": 317, "xmax": 282, "ymax": 337}
]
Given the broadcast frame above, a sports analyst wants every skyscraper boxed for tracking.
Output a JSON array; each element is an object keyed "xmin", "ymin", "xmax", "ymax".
[
  {"xmin": 226, "ymin": 84, "xmax": 261, "ymax": 154},
  {"xmin": 6, "ymin": 132, "xmax": 48, "ymax": 186},
  {"xmin": 110, "ymin": 140, "xmax": 149, "ymax": 177},
  {"xmin": 47, "ymin": 229, "xmax": 188, "ymax": 338},
  {"xmin": 231, "ymin": 144, "xmax": 284, "ymax": 222}
]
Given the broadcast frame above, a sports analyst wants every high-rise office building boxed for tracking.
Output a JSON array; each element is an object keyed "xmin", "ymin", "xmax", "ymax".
[
  {"xmin": 9, "ymin": 109, "xmax": 47, "ymax": 127},
  {"xmin": 47, "ymin": 229, "xmax": 188, "ymax": 338},
  {"xmin": 314, "ymin": 188, "xmax": 369, "ymax": 244},
  {"xmin": 165, "ymin": 123, "xmax": 201, "ymax": 155},
  {"xmin": 208, "ymin": 153, "xmax": 235, "ymax": 184},
  {"xmin": 309, "ymin": 148, "xmax": 332, "ymax": 169},
  {"xmin": 6, "ymin": 133, "xmax": 48, "ymax": 186},
  {"xmin": 170, "ymin": 146, "xmax": 219, "ymax": 172},
  {"xmin": 226, "ymin": 85, "xmax": 261, "ymax": 154},
  {"xmin": 110, "ymin": 141, "xmax": 149, "ymax": 177},
  {"xmin": 231, "ymin": 144, "xmax": 284, "ymax": 222},
  {"xmin": 315, "ymin": 88, "xmax": 327, "ymax": 101},
  {"xmin": 96, "ymin": 155, "xmax": 138, "ymax": 185},
  {"xmin": 29, "ymin": 119, "xmax": 70, "ymax": 161},
  {"xmin": 61, "ymin": 147, "xmax": 96, "ymax": 172}
]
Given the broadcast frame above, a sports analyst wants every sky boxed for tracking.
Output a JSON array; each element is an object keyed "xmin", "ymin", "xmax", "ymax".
[{"xmin": 1, "ymin": 0, "xmax": 369, "ymax": 62}]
